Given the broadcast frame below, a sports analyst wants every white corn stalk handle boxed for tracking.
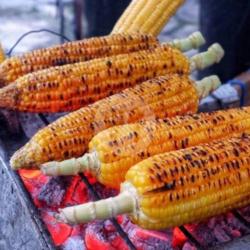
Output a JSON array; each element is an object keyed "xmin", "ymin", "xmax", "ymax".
[
  {"xmin": 190, "ymin": 43, "xmax": 225, "ymax": 71},
  {"xmin": 168, "ymin": 31, "xmax": 206, "ymax": 52}
]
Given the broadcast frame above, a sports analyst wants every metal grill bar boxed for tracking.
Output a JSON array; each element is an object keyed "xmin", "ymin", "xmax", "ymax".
[
  {"xmin": 38, "ymin": 114, "xmax": 50, "ymax": 125},
  {"xmin": 79, "ymin": 173, "xmax": 136, "ymax": 250},
  {"xmin": 233, "ymin": 210, "xmax": 250, "ymax": 229},
  {"xmin": 23, "ymin": 114, "xmax": 250, "ymax": 250},
  {"xmin": 38, "ymin": 114, "xmax": 136, "ymax": 249},
  {"xmin": 179, "ymin": 225, "xmax": 202, "ymax": 249},
  {"xmin": 39, "ymin": 114, "xmax": 203, "ymax": 250}
]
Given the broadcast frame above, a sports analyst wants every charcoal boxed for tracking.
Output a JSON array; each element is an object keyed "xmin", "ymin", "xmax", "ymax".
[
  {"xmin": 223, "ymin": 214, "xmax": 242, "ymax": 238},
  {"xmin": 38, "ymin": 177, "xmax": 71, "ymax": 206},
  {"xmin": 207, "ymin": 217, "xmax": 217, "ymax": 229},
  {"xmin": 41, "ymin": 210, "xmax": 75, "ymax": 246},
  {"xmin": 190, "ymin": 224, "xmax": 218, "ymax": 247},
  {"xmin": 182, "ymin": 242, "xmax": 197, "ymax": 250},
  {"xmin": 62, "ymin": 176, "xmax": 89, "ymax": 206},
  {"xmin": 85, "ymin": 220, "xmax": 129, "ymax": 250},
  {"xmin": 0, "ymin": 110, "xmax": 20, "ymax": 134},
  {"xmin": 229, "ymin": 229, "xmax": 241, "ymax": 238},
  {"xmin": 239, "ymin": 206, "xmax": 250, "ymax": 222},
  {"xmin": 62, "ymin": 236, "xmax": 86, "ymax": 250},
  {"xmin": 213, "ymin": 224, "xmax": 231, "ymax": 242},
  {"xmin": 121, "ymin": 216, "xmax": 172, "ymax": 250},
  {"xmin": 18, "ymin": 113, "xmax": 46, "ymax": 138},
  {"xmin": 89, "ymin": 182, "xmax": 118, "ymax": 200},
  {"xmin": 189, "ymin": 211, "xmax": 250, "ymax": 248}
]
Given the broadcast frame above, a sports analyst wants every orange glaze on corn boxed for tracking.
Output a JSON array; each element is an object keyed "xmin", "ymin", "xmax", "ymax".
[
  {"xmin": 88, "ymin": 107, "xmax": 250, "ymax": 188},
  {"xmin": 56, "ymin": 135, "xmax": 250, "ymax": 230},
  {"xmin": 0, "ymin": 44, "xmax": 189, "ymax": 112},
  {"xmin": 10, "ymin": 74, "xmax": 198, "ymax": 170},
  {"xmin": 0, "ymin": 34, "xmax": 158, "ymax": 86}
]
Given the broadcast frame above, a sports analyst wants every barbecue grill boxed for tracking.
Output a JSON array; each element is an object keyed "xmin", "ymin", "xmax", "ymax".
[{"xmin": 1, "ymin": 91, "xmax": 250, "ymax": 250}]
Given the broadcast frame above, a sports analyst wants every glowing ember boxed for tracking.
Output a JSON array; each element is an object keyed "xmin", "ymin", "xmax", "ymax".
[
  {"xmin": 42, "ymin": 211, "xmax": 73, "ymax": 246},
  {"xmin": 173, "ymin": 227, "xmax": 187, "ymax": 248},
  {"xmin": 85, "ymin": 220, "xmax": 129, "ymax": 250},
  {"xmin": 18, "ymin": 170, "xmax": 250, "ymax": 249},
  {"xmin": 19, "ymin": 169, "xmax": 41, "ymax": 179}
]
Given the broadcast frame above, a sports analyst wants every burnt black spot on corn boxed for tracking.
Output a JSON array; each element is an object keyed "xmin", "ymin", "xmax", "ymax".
[
  {"xmin": 0, "ymin": 44, "xmax": 190, "ymax": 112},
  {"xmin": 11, "ymin": 74, "xmax": 198, "ymax": 170},
  {"xmin": 56, "ymin": 135, "xmax": 250, "ymax": 230},
  {"xmin": 41, "ymin": 106, "xmax": 250, "ymax": 190},
  {"xmin": 0, "ymin": 33, "xmax": 158, "ymax": 86}
]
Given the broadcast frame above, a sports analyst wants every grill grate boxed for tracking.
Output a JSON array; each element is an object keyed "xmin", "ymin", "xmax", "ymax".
[
  {"xmin": 39, "ymin": 113, "xmax": 137, "ymax": 250},
  {"xmin": 179, "ymin": 226, "xmax": 202, "ymax": 249},
  {"xmin": 1, "ymin": 111, "xmax": 250, "ymax": 250},
  {"xmin": 38, "ymin": 114, "xmax": 250, "ymax": 249},
  {"xmin": 79, "ymin": 173, "xmax": 136, "ymax": 250},
  {"xmin": 232, "ymin": 211, "xmax": 250, "ymax": 230}
]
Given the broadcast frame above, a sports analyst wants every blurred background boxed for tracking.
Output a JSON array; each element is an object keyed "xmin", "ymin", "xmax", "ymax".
[
  {"xmin": 0, "ymin": 0, "xmax": 198, "ymax": 54},
  {"xmin": 1, "ymin": 0, "xmax": 250, "ymax": 84}
]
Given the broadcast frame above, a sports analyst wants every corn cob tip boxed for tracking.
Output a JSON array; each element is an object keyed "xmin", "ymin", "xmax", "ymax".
[
  {"xmin": 0, "ymin": 83, "xmax": 20, "ymax": 109},
  {"xmin": 56, "ymin": 185, "xmax": 136, "ymax": 224},
  {"xmin": 195, "ymin": 75, "xmax": 221, "ymax": 99},
  {"xmin": 190, "ymin": 43, "xmax": 225, "ymax": 71},
  {"xmin": 10, "ymin": 148, "xmax": 29, "ymax": 170},
  {"xmin": 10, "ymin": 142, "xmax": 42, "ymax": 170},
  {"xmin": 41, "ymin": 152, "xmax": 100, "ymax": 176},
  {"xmin": 168, "ymin": 31, "xmax": 206, "ymax": 52}
]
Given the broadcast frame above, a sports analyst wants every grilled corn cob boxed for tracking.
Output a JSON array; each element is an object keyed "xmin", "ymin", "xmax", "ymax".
[
  {"xmin": 0, "ymin": 43, "xmax": 223, "ymax": 113},
  {"xmin": 56, "ymin": 134, "xmax": 250, "ymax": 230},
  {"xmin": 10, "ymin": 74, "xmax": 220, "ymax": 170},
  {"xmin": 112, "ymin": 0, "xmax": 185, "ymax": 35},
  {"xmin": 0, "ymin": 34, "xmax": 158, "ymax": 86},
  {"xmin": 0, "ymin": 32, "xmax": 205, "ymax": 87},
  {"xmin": 42, "ymin": 107, "xmax": 250, "ymax": 188},
  {"xmin": 0, "ymin": 43, "xmax": 5, "ymax": 63}
]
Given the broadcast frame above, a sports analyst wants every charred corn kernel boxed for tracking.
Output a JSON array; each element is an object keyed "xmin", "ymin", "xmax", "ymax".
[
  {"xmin": 0, "ymin": 43, "xmax": 5, "ymax": 64},
  {"xmin": 56, "ymin": 134, "xmax": 250, "ymax": 230},
  {"xmin": 0, "ymin": 43, "xmax": 223, "ymax": 113},
  {"xmin": 43, "ymin": 105, "xmax": 250, "ymax": 190},
  {"xmin": 112, "ymin": 0, "xmax": 185, "ymax": 36},
  {"xmin": 10, "ymin": 74, "xmax": 220, "ymax": 170},
  {"xmin": 0, "ymin": 32, "xmax": 206, "ymax": 87},
  {"xmin": 0, "ymin": 34, "xmax": 158, "ymax": 86}
]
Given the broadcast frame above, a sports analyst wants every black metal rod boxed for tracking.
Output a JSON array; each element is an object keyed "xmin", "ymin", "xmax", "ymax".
[
  {"xmin": 179, "ymin": 225, "xmax": 202, "ymax": 249},
  {"xmin": 39, "ymin": 116, "xmax": 198, "ymax": 250},
  {"xmin": 7, "ymin": 29, "xmax": 71, "ymax": 56},
  {"xmin": 79, "ymin": 173, "xmax": 136, "ymax": 250},
  {"xmin": 38, "ymin": 114, "xmax": 50, "ymax": 125},
  {"xmin": 233, "ymin": 210, "xmax": 250, "ymax": 229}
]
